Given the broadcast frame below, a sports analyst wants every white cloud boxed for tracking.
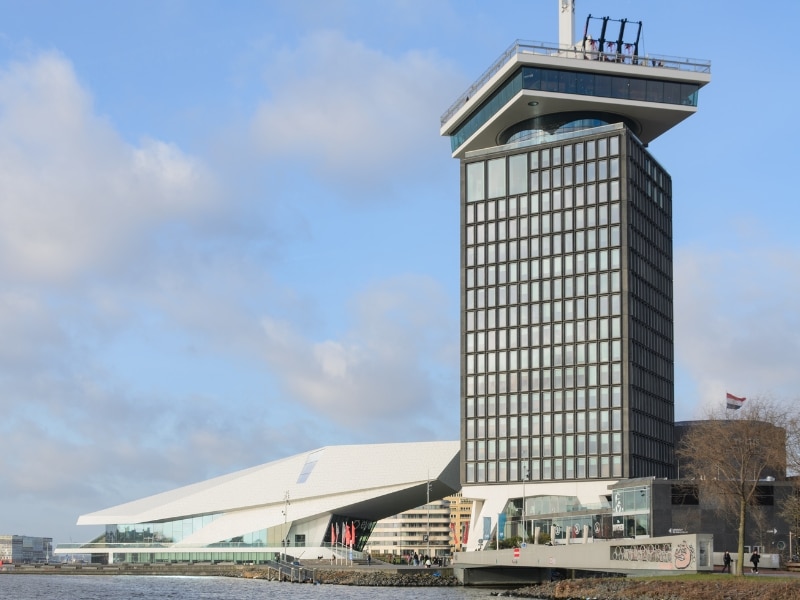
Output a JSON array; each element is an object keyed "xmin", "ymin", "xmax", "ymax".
[
  {"xmin": 0, "ymin": 36, "xmax": 463, "ymax": 544},
  {"xmin": 0, "ymin": 53, "xmax": 215, "ymax": 283},
  {"xmin": 674, "ymin": 243, "xmax": 800, "ymax": 414},
  {"xmin": 0, "ymin": 290, "xmax": 64, "ymax": 371},
  {"xmin": 259, "ymin": 274, "xmax": 458, "ymax": 436},
  {"xmin": 315, "ymin": 340, "xmax": 350, "ymax": 378},
  {"xmin": 251, "ymin": 30, "xmax": 459, "ymax": 196}
]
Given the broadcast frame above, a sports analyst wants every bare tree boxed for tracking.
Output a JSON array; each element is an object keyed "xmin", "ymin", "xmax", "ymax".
[
  {"xmin": 779, "ymin": 410, "xmax": 800, "ymax": 561},
  {"xmin": 676, "ymin": 399, "xmax": 788, "ymax": 575},
  {"xmin": 779, "ymin": 492, "xmax": 800, "ymax": 561}
]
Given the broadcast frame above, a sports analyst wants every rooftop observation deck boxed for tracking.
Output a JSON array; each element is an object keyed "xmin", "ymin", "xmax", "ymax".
[{"xmin": 441, "ymin": 40, "xmax": 711, "ymax": 157}]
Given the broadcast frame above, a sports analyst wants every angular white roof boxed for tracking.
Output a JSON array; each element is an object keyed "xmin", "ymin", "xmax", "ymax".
[{"xmin": 77, "ymin": 441, "xmax": 461, "ymax": 540}]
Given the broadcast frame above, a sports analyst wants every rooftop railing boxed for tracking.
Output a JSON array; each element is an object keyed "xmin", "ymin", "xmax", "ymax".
[{"xmin": 441, "ymin": 39, "xmax": 711, "ymax": 126}]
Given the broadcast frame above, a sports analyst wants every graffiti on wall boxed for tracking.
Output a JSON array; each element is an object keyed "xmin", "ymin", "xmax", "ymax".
[{"xmin": 610, "ymin": 541, "xmax": 696, "ymax": 570}]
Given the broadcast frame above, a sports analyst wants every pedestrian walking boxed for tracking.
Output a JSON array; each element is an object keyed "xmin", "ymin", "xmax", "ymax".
[
  {"xmin": 722, "ymin": 550, "xmax": 731, "ymax": 573},
  {"xmin": 750, "ymin": 549, "xmax": 760, "ymax": 573}
]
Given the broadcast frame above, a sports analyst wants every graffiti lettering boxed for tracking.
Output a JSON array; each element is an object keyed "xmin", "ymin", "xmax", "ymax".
[
  {"xmin": 611, "ymin": 543, "xmax": 672, "ymax": 563},
  {"xmin": 609, "ymin": 541, "xmax": 696, "ymax": 570}
]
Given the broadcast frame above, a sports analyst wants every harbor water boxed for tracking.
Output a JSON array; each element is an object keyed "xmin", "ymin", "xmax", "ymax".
[{"xmin": 0, "ymin": 575, "xmax": 515, "ymax": 600}]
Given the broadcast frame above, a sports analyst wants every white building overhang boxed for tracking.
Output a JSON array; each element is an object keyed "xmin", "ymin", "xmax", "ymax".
[{"xmin": 441, "ymin": 42, "xmax": 711, "ymax": 158}]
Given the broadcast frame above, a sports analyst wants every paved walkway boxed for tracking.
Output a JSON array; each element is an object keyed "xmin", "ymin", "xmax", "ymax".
[{"xmin": 714, "ymin": 569, "xmax": 800, "ymax": 577}]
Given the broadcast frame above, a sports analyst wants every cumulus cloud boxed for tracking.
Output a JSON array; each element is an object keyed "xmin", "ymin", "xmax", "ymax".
[
  {"xmin": 0, "ymin": 382, "xmax": 322, "ymax": 544},
  {"xmin": 259, "ymin": 274, "xmax": 458, "ymax": 438},
  {"xmin": 0, "ymin": 53, "xmax": 236, "ymax": 538},
  {"xmin": 0, "ymin": 290, "xmax": 65, "ymax": 372},
  {"xmin": 0, "ymin": 39, "xmax": 462, "ymax": 544},
  {"xmin": 674, "ymin": 243, "xmax": 800, "ymax": 415},
  {"xmin": 0, "ymin": 52, "xmax": 216, "ymax": 283},
  {"xmin": 251, "ymin": 30, "xmax": 459, "ymax": 196}
]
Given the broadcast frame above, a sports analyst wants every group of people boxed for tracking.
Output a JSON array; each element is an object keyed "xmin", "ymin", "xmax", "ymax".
[
  {"xmin": 721, "ymin": 549, "xmax": 760, "ymax": 574},
  {"xmin": 405, "ymin": 553, "xmax": 444, "ymax": 568}
]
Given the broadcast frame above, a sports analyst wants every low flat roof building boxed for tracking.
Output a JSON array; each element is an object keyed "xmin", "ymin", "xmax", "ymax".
[{"xmin": 0, "ymin": 535, "xmax": 53, "ymax": 564}]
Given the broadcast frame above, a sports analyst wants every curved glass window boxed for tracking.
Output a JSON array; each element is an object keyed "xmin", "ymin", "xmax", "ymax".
[{"xmin": 451, "ymin": 66, "xmax": 699, "ymax": 151}]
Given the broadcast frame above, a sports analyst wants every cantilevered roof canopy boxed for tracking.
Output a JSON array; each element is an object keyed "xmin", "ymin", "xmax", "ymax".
[
  {"xmin": 441, "ymin": 41, "xmax": 710, "ymax": 158},
  {"xmin": 75, "ymin": 441, "xmax": 460, "ymax": 547}
]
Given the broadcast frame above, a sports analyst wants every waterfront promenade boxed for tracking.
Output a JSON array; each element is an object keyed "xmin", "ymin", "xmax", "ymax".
[{"xmin": 0, "ymin": 559, "xmax": 459, "ymax": 586}]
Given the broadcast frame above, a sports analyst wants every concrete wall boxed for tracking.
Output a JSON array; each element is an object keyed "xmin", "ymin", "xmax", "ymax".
[{"xmin": 453, "ymin": 533, "xmax": 713, "ymax": 578}]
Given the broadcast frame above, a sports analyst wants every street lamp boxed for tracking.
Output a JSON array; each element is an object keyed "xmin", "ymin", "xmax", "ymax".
[
  {"xmin": 522, "ymin": 465, "xmax": 529, "ymax": 543},
  {"xmin": 281, "ymin": 490, "xmax": 290, "ymax": 563},
  {"xmin": 426, "ymin": 476, "xmax": 432, "ymax": 561}
]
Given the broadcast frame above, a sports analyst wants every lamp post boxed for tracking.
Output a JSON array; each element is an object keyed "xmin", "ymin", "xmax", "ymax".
[
  {"xmin": 522, "ymin": 465, "xmax": 529, "ymax": 543},
  {"xmin": 426, "ymin": 476, "xmax": 432, "ymax": 561},
  {"xmin": 281, "ymin": 490, "xmax": 290, "ymax": 563}
]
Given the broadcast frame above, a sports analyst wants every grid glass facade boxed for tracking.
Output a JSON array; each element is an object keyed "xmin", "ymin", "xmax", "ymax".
[{"xmin": 461, "ymin": 124, "xmax": 674, "ymax": 487}]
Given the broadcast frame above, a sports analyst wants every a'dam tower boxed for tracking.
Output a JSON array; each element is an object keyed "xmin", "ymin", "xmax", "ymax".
[{"xmin": 440, "ymin": 1, "xmax": 710, "ymax": 548}]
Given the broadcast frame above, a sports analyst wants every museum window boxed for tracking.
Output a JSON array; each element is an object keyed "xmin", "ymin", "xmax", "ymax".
[{"xmin": 671, "ymin": 484, "xmax": 699, "ymax": 505}]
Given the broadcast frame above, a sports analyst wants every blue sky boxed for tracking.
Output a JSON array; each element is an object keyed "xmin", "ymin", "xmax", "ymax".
[{"xmin": 0, "ymin": 0, "xmax": 797, "ymax": 545}]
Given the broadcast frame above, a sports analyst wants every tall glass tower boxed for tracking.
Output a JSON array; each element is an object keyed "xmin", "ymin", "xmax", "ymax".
[{"xmin": 440, "ymin": 2, "xmax": 710, "ymax": 547}]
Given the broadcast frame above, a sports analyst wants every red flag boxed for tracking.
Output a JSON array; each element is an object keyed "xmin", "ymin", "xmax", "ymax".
[
  {"xmin": 726, "ymin": 392, "xmax": 746, "ymax": 410},
  {"xmin": 330, "ymin": 523, "xmax": 336, "ymax": 544},
  {"xmin": 462, "ymin": 523, "xmax": 469, "ymax": 544},
  {"xmin": 350, "ymin": 522, "xmax": 357, "ymax": 546},
  {"xmin": 344, "ymin": 522, "xmax": 350, "ymax": 546}
]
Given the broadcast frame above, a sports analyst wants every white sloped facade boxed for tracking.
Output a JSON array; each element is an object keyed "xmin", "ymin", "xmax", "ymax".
[{"xmin": 56, "ymin": 441, "xmax": 460, "ymax": 564}]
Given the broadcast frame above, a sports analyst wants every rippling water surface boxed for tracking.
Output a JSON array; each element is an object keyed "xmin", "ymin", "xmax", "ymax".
[{"xmin": 0, "ymin": 575, "xmax": 514, "ymax": 600}]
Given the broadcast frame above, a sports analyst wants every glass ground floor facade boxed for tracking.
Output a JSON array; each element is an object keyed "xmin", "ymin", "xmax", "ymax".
[
  {"xmin": 105, "ymin": 550, "xmax": 278, "ymax": 564},
  {"xmin": 495, "ymin": 479, "xmax": 652, "ymax": 546},
  {"xmin": 58, "ymin": 541, "xmax": 362, "ymax": 565}
]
